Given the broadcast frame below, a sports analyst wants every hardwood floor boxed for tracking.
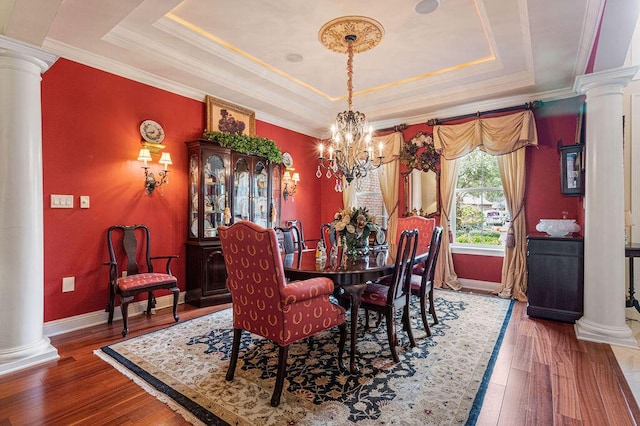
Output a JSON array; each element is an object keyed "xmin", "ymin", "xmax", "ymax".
[{"xmin": 1, "ymin": 297, "xmax": 638, "ymax": 425}]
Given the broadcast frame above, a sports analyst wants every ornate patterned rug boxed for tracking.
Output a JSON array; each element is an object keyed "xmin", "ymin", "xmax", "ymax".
[{"xmin": 95, "ymin": 290, "xmax": 513, "ymax": 425}]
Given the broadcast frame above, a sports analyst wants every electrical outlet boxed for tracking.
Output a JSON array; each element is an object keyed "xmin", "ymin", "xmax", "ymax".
[
  {"xmin": 80, "ymin": 195, "xmax": 90, "ymax": 208},
  {"xmin": 122, "ymin": 271, "xmax": 127, "ymax": 277},
  {"xmin": 62, "ymin": 276, "xmax": 75, "ymax": 292}
]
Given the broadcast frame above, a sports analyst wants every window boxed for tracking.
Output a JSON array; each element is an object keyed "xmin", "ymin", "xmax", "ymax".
[
  {"xmin": 452, "ymin": 149, "xmax": 506, "ymax": 248},
  {"xmin": 355, "ymin": 169, "xmax": 388, "ymax": 229}
]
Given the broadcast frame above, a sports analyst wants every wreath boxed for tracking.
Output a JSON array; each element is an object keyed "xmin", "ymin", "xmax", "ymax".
[{"xmin": 400, "ymin": 132, "xmax": 440, "ymax": 173}]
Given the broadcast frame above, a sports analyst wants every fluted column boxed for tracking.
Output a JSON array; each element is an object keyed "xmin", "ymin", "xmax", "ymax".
[
  {"xmin": 573, "ymin": 66, "xmax": 639, "ymax": 348},
  {"xmin": 0, "ymin": 36, "xmax": 59, "ymax": 375}
]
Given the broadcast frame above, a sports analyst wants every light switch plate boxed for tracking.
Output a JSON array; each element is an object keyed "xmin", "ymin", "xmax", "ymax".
[
  {"xmin": 62, "ymin": 276, "xmax": 75, "ymax": 292},
  {"xmin": 51, "ymin": 194, "xmax": 74, "ymax": 208},
  {"xmin": 80, "ymin": 195, "xmax": 90, "ymax": 208}
]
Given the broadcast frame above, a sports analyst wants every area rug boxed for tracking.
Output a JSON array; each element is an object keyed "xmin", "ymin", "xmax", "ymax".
[{"xmin": 95, "ymin": 290, "xmax": 513, "ymax": 425}]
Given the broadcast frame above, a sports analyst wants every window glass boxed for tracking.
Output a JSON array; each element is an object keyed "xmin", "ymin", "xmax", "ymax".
[
  {"xmin": 453, "ymin": 149, "xmax": 506, "ymax": 247},
  {"xmin": 355, "ymin": 169, "xmax": 388, "ymax": 229}
]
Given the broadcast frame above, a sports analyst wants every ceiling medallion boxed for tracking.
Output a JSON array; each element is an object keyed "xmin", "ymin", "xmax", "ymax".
[
  {"xmin": 318, "ymin": 16, "xmax": 384, "ymax": 55},
  {"xmin": 316, "ymin": 16, "xmax": 385, "ymax": 192}
]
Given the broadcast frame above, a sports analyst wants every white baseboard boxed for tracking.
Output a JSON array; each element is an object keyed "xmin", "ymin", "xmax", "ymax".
[
  {"xmin": 43, "ymin": 292, "xmax": 186, "ymax": 337},
  {"xmin": 458, "ymin": 278, "xmax": 501, "ymax": 293}
]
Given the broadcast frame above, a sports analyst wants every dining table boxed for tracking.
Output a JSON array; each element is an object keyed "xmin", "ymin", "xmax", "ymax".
[{"xmin": 282, "ymin": 244, "xmax": 430, "ymax": 373}]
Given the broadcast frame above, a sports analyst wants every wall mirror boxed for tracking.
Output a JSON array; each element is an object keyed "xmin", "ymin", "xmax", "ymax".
[
  {"xmin": 400, "ymin": 131, "xmax": 441, "ymax": 217},
  {"xmin": 403, "ymin": 169, "xmax": 440, "ymax": 217}
]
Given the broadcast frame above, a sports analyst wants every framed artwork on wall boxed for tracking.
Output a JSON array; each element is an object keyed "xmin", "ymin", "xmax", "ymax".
[
  {"xmin": 560, "ymin": 144, "xmax": 584, "ymax": 196},
  {"xmin": 205, "ymin": 95, "xmax": 255, "ymax": 136}
]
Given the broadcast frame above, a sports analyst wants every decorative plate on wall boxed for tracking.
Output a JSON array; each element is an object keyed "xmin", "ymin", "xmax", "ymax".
[
  {"xmin": 282, "ymin": 152, "xmax": 293, "ymax": 168},
  {"xmin": 140, "ymin": 120, "xmax": 165, "ymax": 143}
]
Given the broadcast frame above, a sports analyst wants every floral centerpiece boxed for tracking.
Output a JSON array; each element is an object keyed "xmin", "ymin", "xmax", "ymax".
[{"xmin": 330, "ymin": 207, "xmax": 380, "ymax": 258}]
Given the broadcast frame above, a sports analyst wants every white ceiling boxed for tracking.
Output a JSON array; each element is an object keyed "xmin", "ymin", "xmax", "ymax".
[{"xmin": 2, "ymin": 0, "xmax": 639, "ymax": 137}]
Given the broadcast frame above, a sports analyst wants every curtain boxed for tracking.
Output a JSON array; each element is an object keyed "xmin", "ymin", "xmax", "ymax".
[
  {"xmin": 433, "ymin": 110, "xmax": 538, "ymax": 159},
  {"xmin": 433, "ymin": 110, "xmax": 538, "ymax": 299},
  {"xmin": 374, "ymin": 133, "xmax": 402, "ymax": 243},
  {"xmin": 435, "ymin": 157, "xmax": 462, "ymax": 290},
  {"xmin": 497, "ymin": 149, "xmax": 528, "ymax": 300},
  {"xmin": 342, "ymin": 178, "xmax": 357, "ymax": 209}
]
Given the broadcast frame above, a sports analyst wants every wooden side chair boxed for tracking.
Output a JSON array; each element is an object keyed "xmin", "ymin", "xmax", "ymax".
[
  {"xmin": 349, "ymin": 229, "xmax": 419, "ymax": 363},
  {"xmin": 218, "ymin": 221, "xmax": 347, "ymax": 407},
  {"xmin": 105, "ymin": 224, "xmax": 179, "ymax": 337},
  {"xmin": 408, "ymin": 226, "xmax": 443, "ymax": 336}
]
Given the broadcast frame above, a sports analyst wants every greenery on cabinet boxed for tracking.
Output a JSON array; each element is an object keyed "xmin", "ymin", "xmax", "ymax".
[{"xmin": 202, "ymin": 131, "xmax": 283, "ymax": 164}]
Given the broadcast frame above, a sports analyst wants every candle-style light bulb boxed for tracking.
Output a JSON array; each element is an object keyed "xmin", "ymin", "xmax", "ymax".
[
  {"xmin": 329, "ymin": 146, "xmax": 334, "ymax": 160},
  {"xmin": 378, "ymin": 142, "xmax": 383, "ymax": 157}
]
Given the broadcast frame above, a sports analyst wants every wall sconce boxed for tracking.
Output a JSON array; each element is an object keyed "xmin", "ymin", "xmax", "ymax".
[
  {"xmin": 283, "ymin": 169, "xmax": 300, "ymax": 201},
  {"xmin": 137, "ymin": 148, "xmax": 172, "ymax": 194}
]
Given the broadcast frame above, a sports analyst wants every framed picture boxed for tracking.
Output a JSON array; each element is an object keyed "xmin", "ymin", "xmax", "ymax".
[
  {"xmin": 205, "ymin": 95, "xmax": 255, "ymax": 136},
  {"xmin": 560, "ymin": 144, "xmax": 584, "ymax": 196}
]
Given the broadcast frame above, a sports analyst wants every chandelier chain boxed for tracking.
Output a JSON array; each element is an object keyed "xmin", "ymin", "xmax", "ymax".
[{"xmin": 347, "ymin": 41, "xmax": 354, "ymax": 111}]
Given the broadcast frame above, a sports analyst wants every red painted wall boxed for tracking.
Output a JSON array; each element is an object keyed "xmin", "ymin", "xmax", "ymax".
[
  {"xmin": 41, "ymin": 59, "xmax": 322, "ymax": 321},
  {"xmin": 40, "ymin": 59, "xmax": 584, "ymax": 322}
]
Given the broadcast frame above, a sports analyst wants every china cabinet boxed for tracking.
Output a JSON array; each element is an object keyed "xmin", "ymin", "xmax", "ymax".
[{"xmin": 185, "ymin": 139, "xmax": 282, "ymax": 306}]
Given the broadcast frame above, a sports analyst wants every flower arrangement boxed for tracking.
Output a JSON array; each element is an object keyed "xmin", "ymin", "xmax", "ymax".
[
  {"xmin": 330, "ymin": 207, "xmax": 380, "ymax": 257},
  {"xmin": 399, "ymin": 132, "xmax": 440, "ymax": 173}
]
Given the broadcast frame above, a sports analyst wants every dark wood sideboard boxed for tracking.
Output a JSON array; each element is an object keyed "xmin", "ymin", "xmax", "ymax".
[{"xmin": 526, "ymin": 235, "xmax": 584, "ymax": 323}]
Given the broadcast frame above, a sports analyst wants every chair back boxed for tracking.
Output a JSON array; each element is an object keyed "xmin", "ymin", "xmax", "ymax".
[
  {"xmin": 107, "ymin": 224, "xmax": 154, "ymax": 277},
  {"xmin": 421, "ymin": 226, "xmax": 443, "ymax": 287},
  {"xmin": 284, "ymin": 219, "xmax": 307, "ymax": 250},
  {"xmin": 218, "ymin": 221, "xmax": 287, "ymax": 337},
  {"xmin": 274, "ymin": 225, "xmax": 302, "ymax": 256},
  {"xmin": 320, "ymin": 223, "xmax": 338, "ymax": 249},
  {"xmin": 397, "ymin": 216, "xmax": 435, "ymax": 246},
  {"xmin": 387, "ymin": 229, "xmax": 419, "ymax": 305}
]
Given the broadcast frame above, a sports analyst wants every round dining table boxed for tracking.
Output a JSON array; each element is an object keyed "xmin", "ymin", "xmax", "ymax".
[{"xmin": 283, "ymin": 244, "xmax": 430, "ymax": 373}]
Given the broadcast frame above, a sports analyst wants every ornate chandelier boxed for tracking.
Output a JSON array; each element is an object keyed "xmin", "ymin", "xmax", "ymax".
[{"xmin": 316, "ymin": 16, "xmax": 385, "ymax": 192}]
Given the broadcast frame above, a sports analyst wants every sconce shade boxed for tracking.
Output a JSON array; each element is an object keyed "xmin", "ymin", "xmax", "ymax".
[
  {"xmin": 159, "ymin": 152, "xmax": 173, "ymax": 166},
  {"xmin": 137, "ymin": 148, "xmax": 152, "ymax": 164},
  {"xmin": 283, "ymin": 170, "xmax": 292, "ymax": 181},
  {"xmin": 292, "ymin": 172, "xmax": 300, "ymax": 183}
]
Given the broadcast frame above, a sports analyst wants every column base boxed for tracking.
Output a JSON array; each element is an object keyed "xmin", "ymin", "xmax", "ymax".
[
  {"xmin": 575, "ymin": 317, "xmax": 638, "ymax": 348},
  {"xmin": 0, "ymin": 337, "xmax": 59, "ymax": 376}
]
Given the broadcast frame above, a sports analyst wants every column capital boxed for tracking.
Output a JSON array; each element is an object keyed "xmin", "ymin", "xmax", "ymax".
[
  {"xmin": 573, "ymin": 66, "xmax": 639, "ymax": 95},
  {"xmin": 0, "ymin": 35, "xmax": 58, "ymax": 73}
]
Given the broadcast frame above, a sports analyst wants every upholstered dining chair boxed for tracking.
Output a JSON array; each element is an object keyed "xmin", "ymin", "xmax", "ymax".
[
  {"xmin": 397, "ymin": 216, "xmax": 436, "ymax": 273},
  {"xmin": 218, "ymin": 221, "xmax": 347, "ymax": 407},
  {"xmin": 105, "ymin": 224, "xmax": 179, "ymax": 337},
  {"xmin": 274, "ymin": 225, "xmax": 302, "ymax": 256},
  {"xmin": 348, "ymin": 229, "xmax": 419, "ymax": 363},
  {"xmin": 320, "ymin": 223, "xmax": 338, "ymax": 249}
]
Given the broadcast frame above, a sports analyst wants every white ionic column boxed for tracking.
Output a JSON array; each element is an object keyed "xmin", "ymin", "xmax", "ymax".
[
  {"xmin": 0, "ymin": 37, "xmax": 59, "ymax": 375},
  {"xmin": 573, "ymin": 67, "xmax": 639, "ymax": 348}
]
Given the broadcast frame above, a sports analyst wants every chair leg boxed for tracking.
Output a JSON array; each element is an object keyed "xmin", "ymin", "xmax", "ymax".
[
  {"xmin": 420, "ymin": 293, "xmax": 432, "ymax": 337},
  {"xmin": 403, "ymin": 306, "xmax": 416, "ymax": 348},
  {"xmin": 386, "ymin": 311, "xmax": 400, "ymax": 363},
  {"xmin": 146, "ymin": 291, "xmax": 153, "ymax": 315},
  {"xmin": 337, "ymin": 322, "xmax": 347, "ymax": 371},
  {"xmin": 429, "ymin": 288, "xmax": 438, "ymax": 325},
  {"xmin": 171, "ymin": 287, "xmax": 180, "ymax": 322},
  {"xmin": 106, "ymin": 289, "xmax": 115, "ymax": 324},
  {"xmin": 271, "ymin": 345, "xmax": 289, "ymax": 407},
  {"xmin": 120, "ymin": 295, "xmax": 134, "ymax": 337},
  {"xmin": 226, "ymin": 329, "xmax": 242, "ymax": 381}
]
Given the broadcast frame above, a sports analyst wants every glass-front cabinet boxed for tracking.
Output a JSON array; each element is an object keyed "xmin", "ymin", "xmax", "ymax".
[{"xmin": 185, "ymin": 139, "xmax": 281, "ymax": 306}]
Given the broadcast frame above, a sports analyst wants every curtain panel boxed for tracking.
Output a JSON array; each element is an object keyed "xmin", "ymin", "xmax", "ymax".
[
  {"xmin": 432, "ymin": 110, "xmax": 538, "ymax": 300},
  {"xmin": 374, "ymin": 133, "xmax": 402, "ymax": 243}
]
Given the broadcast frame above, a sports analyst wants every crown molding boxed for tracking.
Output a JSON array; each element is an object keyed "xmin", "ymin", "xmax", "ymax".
[{"xmin": 0, "ymin": 35, "xmax": 58, "ymax": 71}]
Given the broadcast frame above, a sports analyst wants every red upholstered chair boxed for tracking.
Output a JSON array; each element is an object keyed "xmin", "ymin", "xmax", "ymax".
[
  {"xmin": 105, "ymin": 225, "xmax": 179, "ymax": 337},
  {"xmin": 353, "ymin": 229, "xmax": 419, "ymax": 363},
  {"xmin": 218, "ymin": 221, "xmax": 347, "ymax": 407},
  {"xmin": 397, "ymin": 216, "xmax": 436, "ymax": 274},
  {"xmin": 408, "ymin": 226, "xmax": 443, "ymax": 336}
]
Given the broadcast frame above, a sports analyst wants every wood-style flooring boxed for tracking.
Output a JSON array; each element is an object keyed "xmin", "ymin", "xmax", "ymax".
[{"xmin": 1, "ymin": 294, "xmax": 638, "ymax": 425}]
